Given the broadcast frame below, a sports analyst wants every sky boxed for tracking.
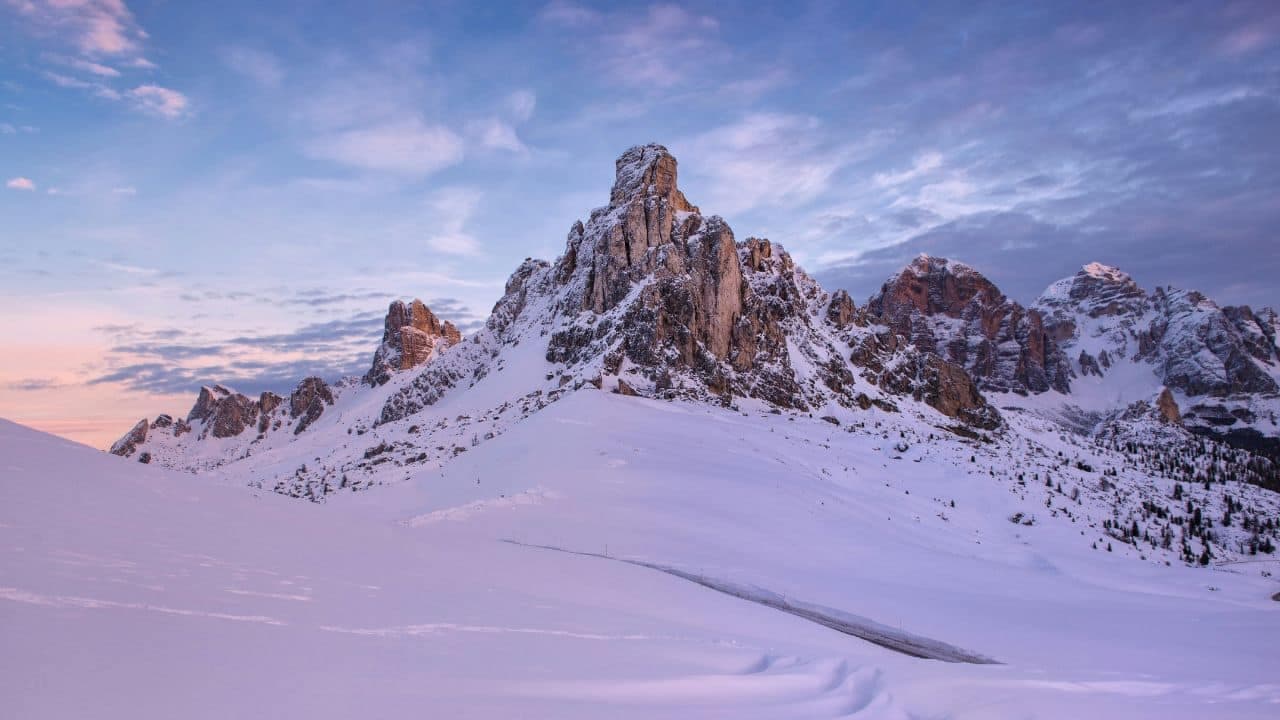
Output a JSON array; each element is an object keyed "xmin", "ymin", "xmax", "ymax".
[{"xmin": 1, "ymin": 0, "xmax": 1278, "ymax": 449}]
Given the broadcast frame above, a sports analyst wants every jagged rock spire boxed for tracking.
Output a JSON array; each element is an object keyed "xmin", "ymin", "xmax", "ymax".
[
  {"xmin": 609, "ymin": 143, "xmax": 696, "ymax": 211},
  {"xmin": 365, "ymin": 299, "xmax": 461, "ymax": 386}
]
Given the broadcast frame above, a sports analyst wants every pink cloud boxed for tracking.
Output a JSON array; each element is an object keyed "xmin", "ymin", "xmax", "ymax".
[
  {"xmin": 7, "ymin": 0, "xmax": 146, "ymax": 57},
  {"xmin": 6, "ymin": 177, "xmax": 36, "ymax": 191},
  {"xmin": 128, "ymin": 84, "xmax": 189, "ymax": 118}
]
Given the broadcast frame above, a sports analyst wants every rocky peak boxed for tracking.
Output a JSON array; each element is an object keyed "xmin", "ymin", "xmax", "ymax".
[
  {"xmin": 365, "ymin": 298, "xmax": 461, "ymax": 386},
  {"xmin": 185, "ymin": 385, "xmax": 258, "ymax": 439},
  {"xmin": 1038, "ymin": 263, "xmax": 1148, "ymax": 321},
  {"xmin": 865, "ymin": 255, "xmax": 1071, "ymax": 395},
  {"xmin": 538, "ymin": 148, "xmax": 1003, "ymax": 427},
  {"xmin": 609, "ymin": 143, "xmax": 696, "ymax": 212},
  {"xmin": 870, "ymin": 255, "xmax": 1001, "ymax": 319}
]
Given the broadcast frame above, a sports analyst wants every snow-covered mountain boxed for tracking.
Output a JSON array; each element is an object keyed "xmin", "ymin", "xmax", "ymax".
[
  {"xmin": 1032, "ymin": 262, "xmax": 1280, "ymax": 456},
  {"xmin": 111, "ymin": 144, "xmax": 1001, "ymax": 493},
  {"xmin": 108, "ymin": 143, "xmax": 1279, "ymax": 544},
  {"xmin": 845, "ymin": 254, "xmax": 1279, "ymax": 482},
  {"xmin": 11, "ymin": 143, "xmax": 1280, "ymax": 717}
]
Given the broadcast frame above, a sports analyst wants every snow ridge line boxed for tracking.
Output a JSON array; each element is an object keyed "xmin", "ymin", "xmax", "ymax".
[{"xmin": 500, "ymin": 540, "xmax": 1000, "ymax": 664}]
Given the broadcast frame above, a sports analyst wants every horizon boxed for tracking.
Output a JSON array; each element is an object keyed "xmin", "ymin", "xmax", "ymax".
[{"xmin": 3, "ymin": 0, "xmax": 1279, "ymax": 449}]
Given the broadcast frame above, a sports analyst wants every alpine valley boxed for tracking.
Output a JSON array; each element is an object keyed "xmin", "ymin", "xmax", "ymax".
[{"xmin": 5, "ymin": 146, "xmax": 1280, "ymax": 719}]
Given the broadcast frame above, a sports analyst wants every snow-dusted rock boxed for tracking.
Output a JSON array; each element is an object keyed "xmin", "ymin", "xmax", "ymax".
[
  {"xmin": 1032, "ymin": 263, "xmax": 1280, "ymax": 450},
  {"xmin": 865, "ymin": 255, "xmax": 1071, "ymax": 395},
  {"xmin": 366, "ymin": 299, "xmax": 461, "ymax": 386}
]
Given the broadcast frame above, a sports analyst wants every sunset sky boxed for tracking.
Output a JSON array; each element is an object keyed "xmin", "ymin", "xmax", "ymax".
[{"xmin": 2, "ymin": 0, "xmax": 1278, "ymax": 448}]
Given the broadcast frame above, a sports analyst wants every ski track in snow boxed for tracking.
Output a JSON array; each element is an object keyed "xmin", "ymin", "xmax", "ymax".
[{"xmin": 501, "ymin": 540, "xmax": 999, "ymax": 665}]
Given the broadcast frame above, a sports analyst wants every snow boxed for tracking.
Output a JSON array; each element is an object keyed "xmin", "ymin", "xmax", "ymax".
[{"xmin": 5, "ymin": 388, "xmax": 1280, "ymax": 718}]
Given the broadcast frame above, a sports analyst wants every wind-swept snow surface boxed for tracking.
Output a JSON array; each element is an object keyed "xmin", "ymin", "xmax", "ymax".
[{"xmin": 3, "ymin": 394, "xmax": 1280, "ymax": 718}]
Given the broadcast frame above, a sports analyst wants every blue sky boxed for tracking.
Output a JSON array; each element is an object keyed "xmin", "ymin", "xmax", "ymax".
[{"xmin": 2, "ymin": 0, "xmax": 1278, "ymax": 446}]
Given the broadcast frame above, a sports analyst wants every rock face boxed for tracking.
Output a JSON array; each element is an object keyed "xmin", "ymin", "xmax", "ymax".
[
  {"xmin": 365, "ymin": 299, "xmax": 461, "ymax": 385},
  {"xmin": 189, "ymin": 385, "xmax": 260, "ymax": 439},
  {"xmin": 112, "ymin": 377, "xmax": 339, "ymax": 461},
  {"xmin": 289, "ymin": 377, "xmax": 334, "ymax": 434},
  {"xmin": 1032, "ymin": 263, "xmax": 1280, "ymax": 456},
  {"xmin": 846, "ymin": 326, "xmax": 1001, "ymax": 430},
  {"xmin": 110, "ymin": 419, "xmax": 148, "ymax": 457},
  {"xmin": 383, "ymin": 143, "xmax": 1000, "ymax": 429},
  {"xmin": 865, "ymin": 255, "xmax": 1071, "ymax": 395},
  {"xmin": 1156, "ymin": 387, "xmax": 1181, "ymax": 424},
  {"xmin": 1037, "ymin": 264, "xmax": 1280, "ymax": 398}
]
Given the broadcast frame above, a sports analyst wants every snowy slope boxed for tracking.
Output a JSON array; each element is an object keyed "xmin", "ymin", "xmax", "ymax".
[{"xmin": 5, "ymin": 395, "xmax": 1280, "ymax": 718}]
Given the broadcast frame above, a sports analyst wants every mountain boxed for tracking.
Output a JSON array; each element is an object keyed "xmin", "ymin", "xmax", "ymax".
[
  {"xmin": 28, "ymin": 143, "xmax": 1280, "ymax": 716},
  {"xmin": 845, "ymin": 254, "xmax": 1279, "ymax": 474},
  {"xmin": 111, "ymin": 144, "xmax": 1000, "ymax": 491},
  {"xmin": 108, "ymin": 142, "xmax": 1279, "ymax": 531},
  {"xmin": 1031, "ymin": 263, "xmax": 1280, "ymax": 456},
  {"xmin": 863, "ymin": 255, "xmax": 1072, "ymax": 395}
]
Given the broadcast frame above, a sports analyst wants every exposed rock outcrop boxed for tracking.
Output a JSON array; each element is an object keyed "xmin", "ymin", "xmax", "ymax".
[
  {"xmin": 1156, "ymin": 387, "xmax": 1181, "ymax": 424},
  {"xmin": 847, "ymin": 327, "xmax": 1001, "ymax": 430},
  {"xmin": 544, "ymin": 145, "xmax": 869, "ymax": 412},
  {"xmin": 865, "ymin": 255, "xmax": 1071, "ymax": 395},
  {"xmin": 110, "ymin": 419, "xmax": 148, "ymax": 457},
  {"xmin": 365, "ymin": 299, "xmax": 461, "ymax": 385},
  {"xmin": 289, "ymin": 377, "xmax": 334, "ymax": 434},
  {"xmin": 187, "ymin": 385, "xmax": 260, "ymax": 439}
]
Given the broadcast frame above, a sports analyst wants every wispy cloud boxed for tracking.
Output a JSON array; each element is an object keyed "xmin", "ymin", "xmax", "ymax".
[
  {"xmin": 542, "ymin": 2, "xmax": 723, "ymax": 88},
  {"xmin": 423, "ymin": 187, "xmax": 484, "ymax": 256},
  {"xmin": 128, "ymin": 84, "xmax": 189, "ymax": 118},
  {"xmin": 5, "ymin": 377, "xmax": 66, "ymax": 391},
  {"xmin": 6, "ymin": 0, "xmax": 149, "ymax": 58},
  {"xmin": 682, "ymin": 113, "xmax": 878, "ymax": 214},
  {"xmin": 7, "ymin": 0, "xmax": 190, "ymax": 119},
  {"xmin": 506, "ymin": 89, "xmax": 536, "ymax": 122},
  {"xmin": 221, "ymin": 46, "xmax": 284, "ymax": 87},
  {"xmin": 306, "ymin": 117, "xmax": 464, "ymax": 175},
  {"xmin": 471, "ymin": 118, "xmax": 526, "ymax": 153},
  {"xmin": 46, "ymin": 53, "xmax": 120, "ymax": 77},
  {"xmin": 6, "ymin": 176, "xmax": 36, "ymax": 191}
]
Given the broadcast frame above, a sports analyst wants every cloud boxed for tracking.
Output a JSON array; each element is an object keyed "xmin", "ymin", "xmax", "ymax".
[
  {"xmin": 6, "ymin": 0, "xmax": 148, "ymax": 57},
  {"xmin": 306, "ymin": 118, "xmax": 464, "ymax": 175},
  {"xmin": 112, "ymin": 185, "xmax": 136, "ymax": 195},
  {"xmin": 505, "ymin": 89, "xmax": 536, "ymax": 122},
  {"xmin": 221, "ymin": 46, "xmax": 284, "ymax": 87},
  {"xmin": 543, "ymin": 2, "xmax": 723, "ymax": 88},
  {"xmin": 47, "ymin": 53, "xmax": 120, "ymax": 77},
  {"xmin": 42, "ymin": 70, "xmax": 120, "ymax": 99},
  {"xmin": 873, "ymin": 152, "xmax": 944, "ymax": 188},
  {"xmin": 128, "ymin": 84, "xmax": 189, "ymax": 118},
  {"xmin": 10, "ymin": 1, "xmax": 187, "ymax": 116},
  {"xmin": 681, "ymin": 114, "xmax": 874, "ymax": 214},
  {"xmin": 423, "ymin": 187, "xmax": 483, "ymax": 256},
  {"xmin": 83, "ymin": 297, "xmax": 465, "ymax": 397},
  {"xmin": 5, "ymin": 377, "xmax": 65, "ymax": 391},
  {"xmin": 537, "ymin": 0, "xmax": 599, "ymax": 27},
  {"xmin": 472, "ymin": 117, "xmax": 526, "ymax": 153},
  {"xmin": 6, "ymin": 177, "xmax": 36, "ymax": 191}
]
